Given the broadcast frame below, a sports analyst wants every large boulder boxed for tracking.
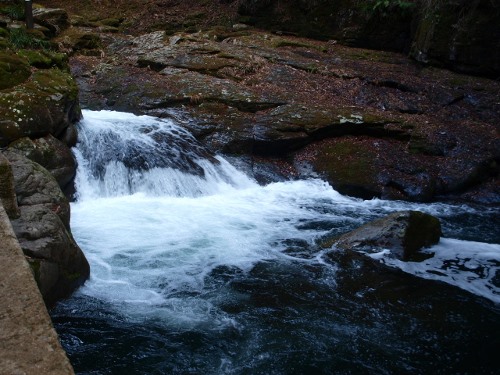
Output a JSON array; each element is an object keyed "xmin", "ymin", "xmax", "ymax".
[
  {"xmin": 0, "ymin": 60, "xmax": 81, "ymax": 146},
  {"xmin": 333, "ymin": 210, "xmax": 442, "ymax": 261},
  {"xmin": 9, "ymin": 135, "xmax": 77, "ymax": 191},
  {"xmin": 32, "ymin": 7, "xmax": 70, "ymax": 37},
  {"xmin": 4, "ymin": 150, "xmax": 89, "ymax": 307},
  {"xmin": 55, "ymin": 28, "xmax": 102, "ymax": 55}
]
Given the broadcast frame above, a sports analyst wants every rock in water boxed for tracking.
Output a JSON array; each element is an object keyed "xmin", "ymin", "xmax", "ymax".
[
  {"xmin": 4, "ymin": 150, "xmax": 89, "ymax": 307},
  {"xmin": 334, "ymin": 211, "xmax": 441, "ymax": 261}
]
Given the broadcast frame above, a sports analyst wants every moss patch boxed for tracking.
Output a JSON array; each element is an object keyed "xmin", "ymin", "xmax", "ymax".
[
  {"xmin": 17, "ymin": 49, "xmax": 69, "ymax": 70},
  {"xmin": 310, "ymin": 137, "xmax": 381, "ymax": 199},
  {"xmin": 27, "ymin": 68, "xmax": 79, "ymax": 101},
  {"xmin": 0, "ymin": 51, "xmax": 31, "ymax": 90}
]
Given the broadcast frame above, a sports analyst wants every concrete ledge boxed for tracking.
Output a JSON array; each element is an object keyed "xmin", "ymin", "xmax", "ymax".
[{"xmin": 0, "ymin": 204, "xmax": 74, "ymax": 375}]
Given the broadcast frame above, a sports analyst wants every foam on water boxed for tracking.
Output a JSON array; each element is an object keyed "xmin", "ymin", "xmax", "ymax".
[
  {"xmin": 369, "ymin": 239, "xmax": 500, "ymax": 303},
  {"xmin": 71, "ymin": 110, "xmax": 499, "ymax": 328}
]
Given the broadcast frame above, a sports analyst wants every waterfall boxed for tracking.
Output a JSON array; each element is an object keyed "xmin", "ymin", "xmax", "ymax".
[
  {"xmin": 52, "ymin": 110, "xmax": 500, "ymax": 374},
  {"xmin": 74, "ymin": 110, "xmax": 255, "ymax": 199}
]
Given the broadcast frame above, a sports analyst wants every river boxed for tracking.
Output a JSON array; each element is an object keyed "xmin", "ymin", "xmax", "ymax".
[{"xmin": 51, "ymin": 110, "xmax": 500, "ymax": 374}]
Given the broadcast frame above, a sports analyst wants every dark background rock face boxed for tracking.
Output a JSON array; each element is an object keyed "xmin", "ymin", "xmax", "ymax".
[
  {"xmin": 36, "ymin": 0, "xmax": 500, "ymax": 77},
  {"xmin": 235, "ymin": 0, "xmax": 500, "ymax": 77},
  {"xmin": 410, "ymin": 0, "xmax": 500, "ymax": 78}
]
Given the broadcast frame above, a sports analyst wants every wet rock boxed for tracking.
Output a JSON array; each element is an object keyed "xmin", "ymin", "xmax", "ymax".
[
  {"xmin": 72, "ymin": 27, "xmax": 500, "ymax": 203},
  {"xmin": 4, "ymin": 150, "xmax": 89, "ymax": 307},
  {"xmin": 14, "ymin": 203, "xmax": 89, "ymax": 307},
  {"xmin": 8, "ymin": 135, "xmax": 77, "ymax": 190},
  {"xmin": 251, "ymin": 105, "xmax": 402, "ymax": 155},
  {"xmin": 332, "ymin": 210, "xmax": 441, "ymax": 261},
  {"xmin": 59, "ymin": 123, "xmax": 78, "ymax": 147},
  {"xmin": 4, "ymin": 150, "xmax": 70, "ymax": 228}
]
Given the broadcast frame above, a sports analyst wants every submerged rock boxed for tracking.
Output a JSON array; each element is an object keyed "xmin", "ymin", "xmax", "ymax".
[{"xmin": 333, "ymin": 210, "xmax": 441, "ymax": 261}]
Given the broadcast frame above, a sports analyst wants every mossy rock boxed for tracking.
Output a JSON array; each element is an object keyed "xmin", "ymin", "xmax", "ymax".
[
  {"xmin": 70, "ymin": 15, "xmax": 99, "ymax": 28},
  {"xmin": 99, "ymin": 17, "xmax": 123, "ymax": 27},
  {"xmin": 0, "ymin": 68, "xmax": 80, "ymax": 144},
  {"xmin": 32, "ymin": 7, "xmax": 69, "ymax": 37},
  {"xmin": 0, "ymin": 51, "xmax": 31, "ymax": 90},
  {"xmin": 17, "ymin": 49, "xmax": 69, "ymax": 70},
  {"xmin": 310, "ymin": 137, "xmax": 381, "ymax": 199},
  {"xmin": 28, "ymin": 68, "xmax": 79, "ymax": 100},
  {"xmin": 26, "ymin": 28, "xmax": 47, "ymax": 40},
  {"xmin": 55, "ymin": 28, "xmax": 102, "ymax": 53},
  {"xmin": 410, "ymin": 0, "xmax": 500, "ymax": 77},
  {"xmin": 9, "ymin": 135, "xmax": 76, "ymax": 189}
]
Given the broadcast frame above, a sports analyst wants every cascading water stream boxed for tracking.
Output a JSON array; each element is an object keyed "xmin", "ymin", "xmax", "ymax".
[{"xmin": 52, "ymin": 110, "xmax": 500, "ymax": 374}]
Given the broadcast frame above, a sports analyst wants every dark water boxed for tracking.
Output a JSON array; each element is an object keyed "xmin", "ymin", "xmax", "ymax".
[
  {"xmin": 51, "ymin": 111, "xmax": 500, "ymax": 374},
  {"xmin": 52, "ymin": 250, "xmax": 499, "ymax": 374}
]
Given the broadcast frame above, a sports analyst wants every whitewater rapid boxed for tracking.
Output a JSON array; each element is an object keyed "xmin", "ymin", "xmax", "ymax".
[{"xmin": 70, "ymin": 110, "xmax": 500, "ymax": 327}]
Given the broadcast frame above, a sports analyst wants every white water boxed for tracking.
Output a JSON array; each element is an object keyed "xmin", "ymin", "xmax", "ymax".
[{"xmin": 71, "ymin": 110, "xmax": 500, "ymax": 327}]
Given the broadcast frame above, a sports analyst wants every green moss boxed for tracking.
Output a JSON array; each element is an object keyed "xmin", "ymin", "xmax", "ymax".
[
  {"xmin": 99, "ymin": 17, "xmax": 123, "ymax": 27},
  {"xmin": 27, "ymin": 258, "xmax": 41, "ymax": 285},
  {"xmin": 35, "ymin": 68, "xmax": 76, "ymax": 92},
  {"xmin": 56, "ymin": 28, "xmax": 102, "ymax": 52},
  {"xmin": 312, "ymin": 138, "xmax": 380, "ymax": 198},
  {"xmin": 17, "ymin": 49, "xmax": 69, "ymax": 70},
  {"xmin": 0, "ymin": 39, "xmax": 10, "ymax": 49},
  {"xmin": 0, "ymin": 51, "xmax": 31, "ymax": 90}
]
